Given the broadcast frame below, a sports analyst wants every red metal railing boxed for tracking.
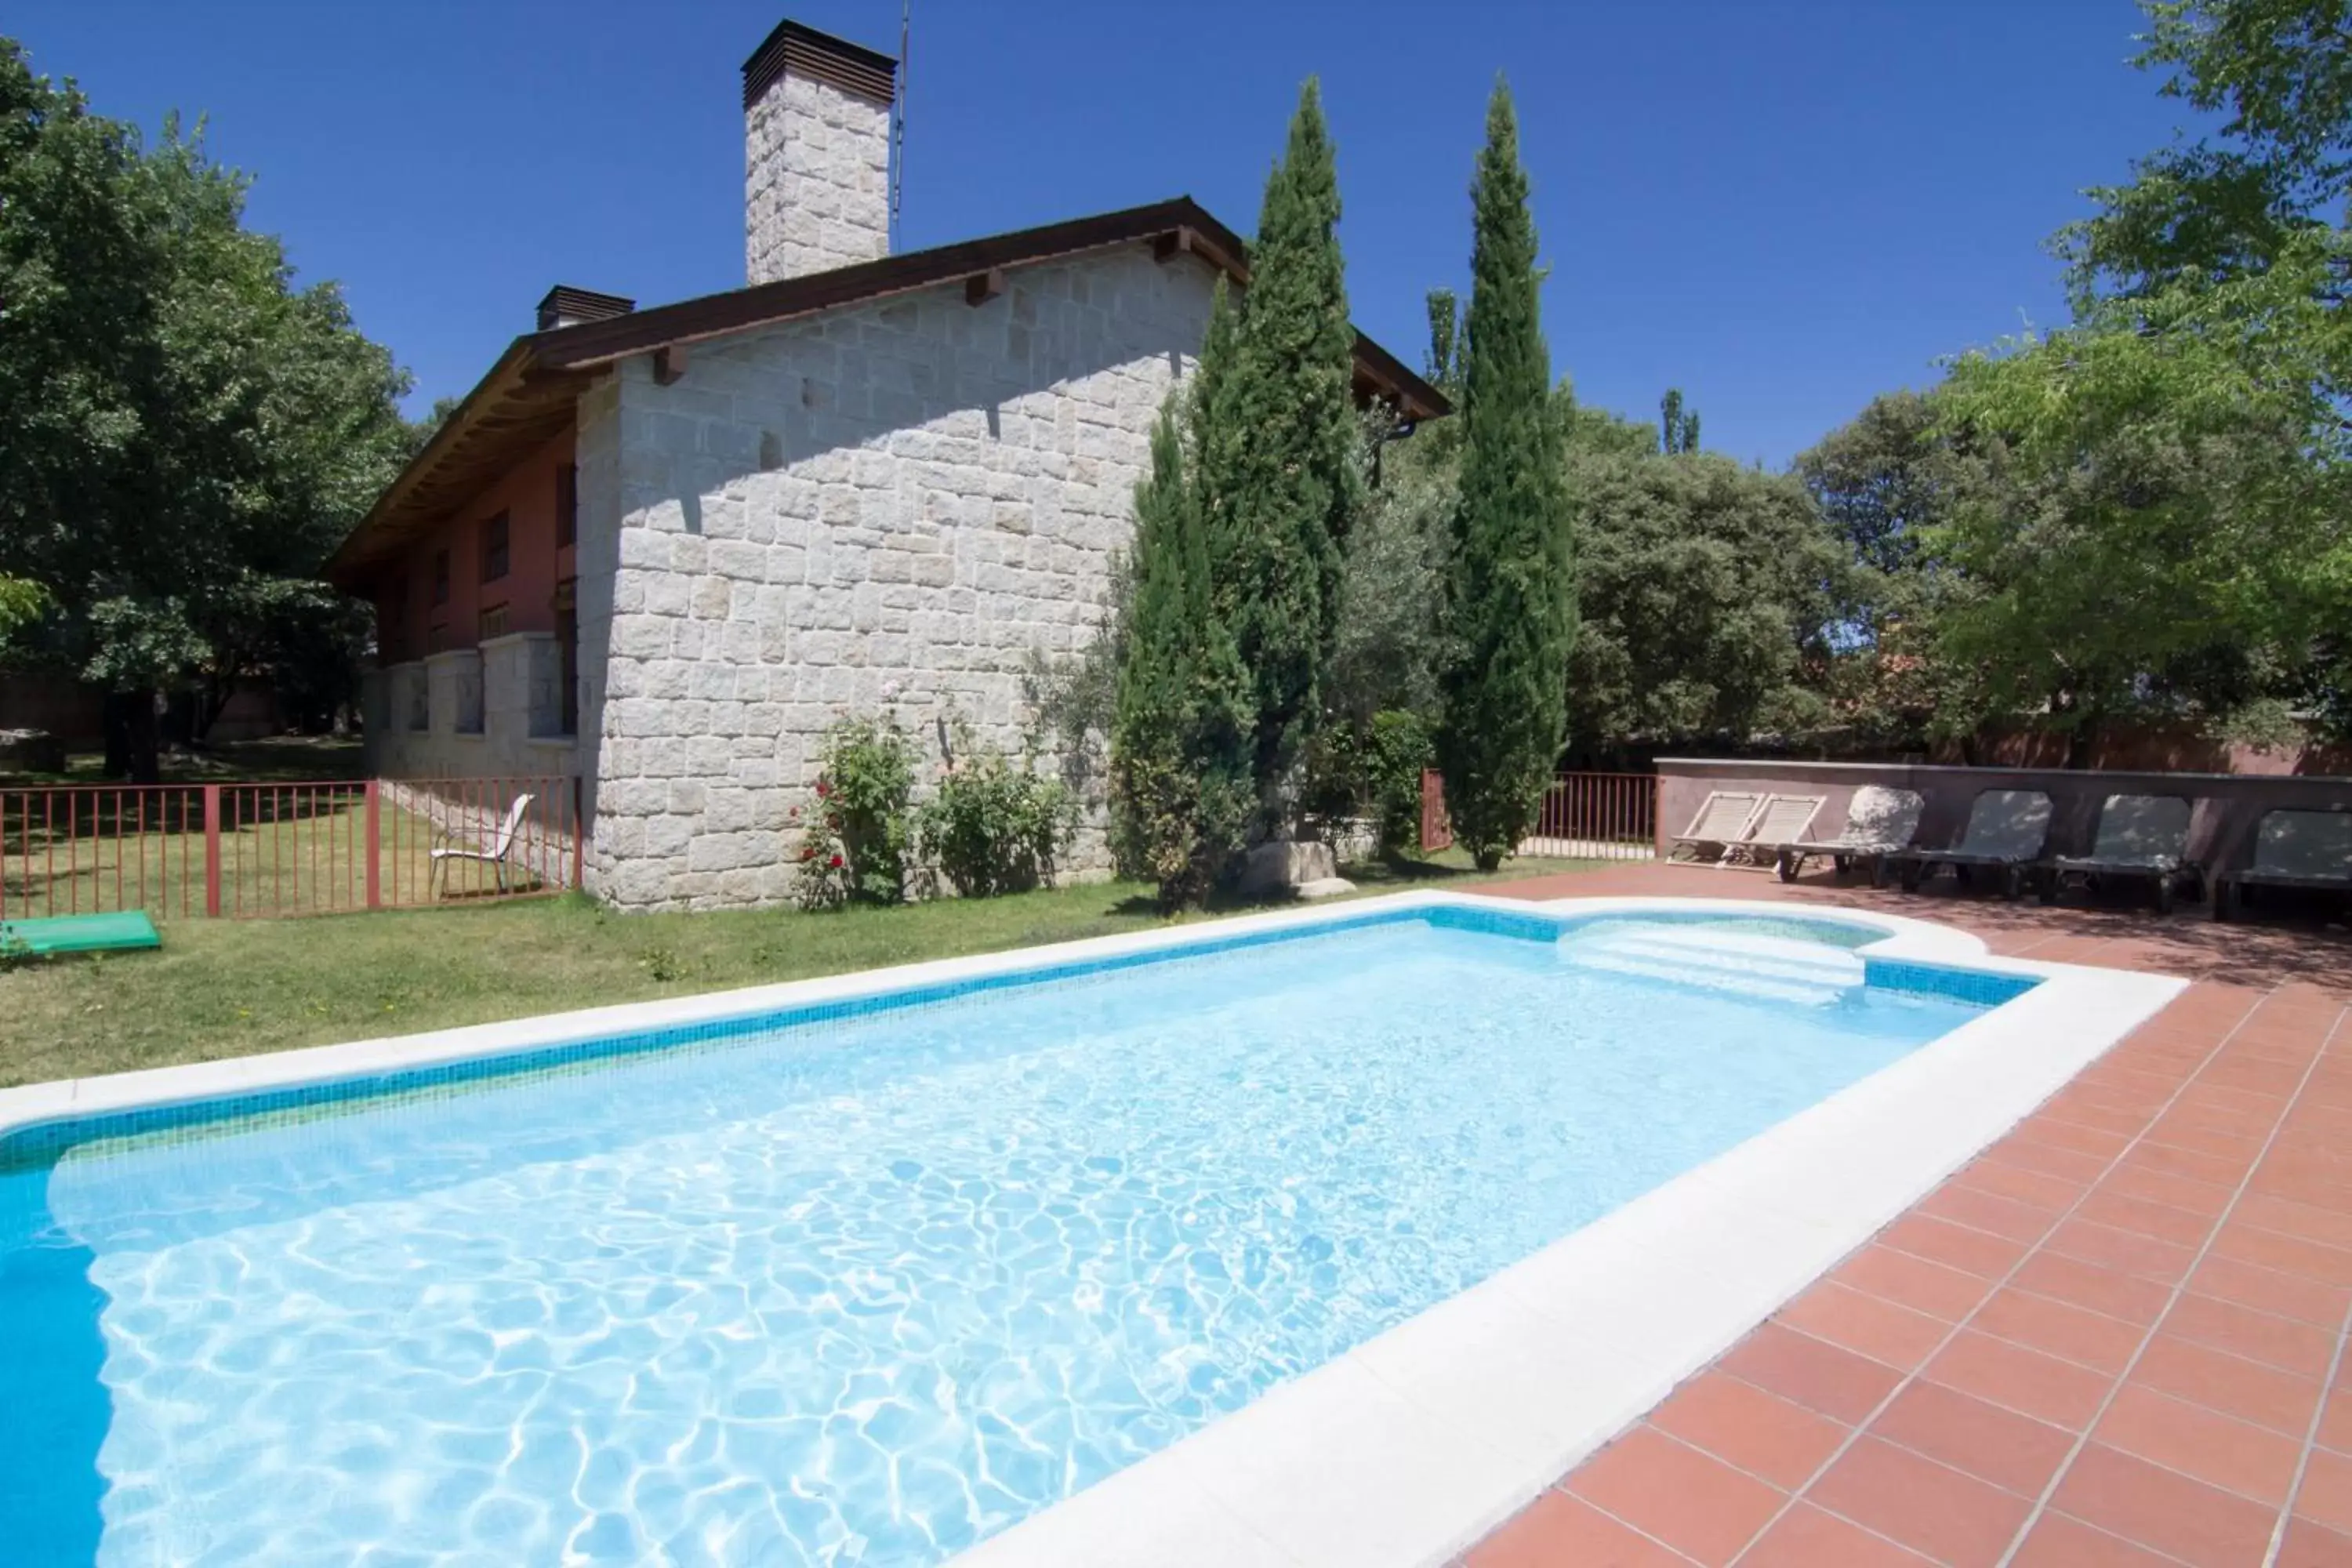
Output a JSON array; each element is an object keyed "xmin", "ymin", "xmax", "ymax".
[
  {"xmin": 1523, "ymin": 771, "xmax": 1657, "ymax": 859},
  {"xmin": 1415, "ymin": 770, "xmax": 1659, "ymax": 860},
  {"xmin": 0, "ymin": 776, "xmax": 581, "ymax": 922}
]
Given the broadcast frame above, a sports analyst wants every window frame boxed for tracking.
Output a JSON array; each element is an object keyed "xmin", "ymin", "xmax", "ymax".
[{"xmin": 480, "ymin": 510, "xmax": 510, "ymax": 584}]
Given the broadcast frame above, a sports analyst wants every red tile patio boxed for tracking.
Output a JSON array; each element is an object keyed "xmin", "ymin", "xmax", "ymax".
[{"xmin": 1459, "ymin": 862, "xmax": 2352, "ymax": 1567}]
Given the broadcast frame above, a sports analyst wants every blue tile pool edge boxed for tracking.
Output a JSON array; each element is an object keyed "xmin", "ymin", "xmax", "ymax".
[{"xmin": 0, "ymin": 898, "xmax": 2031, "ymax": 1177}]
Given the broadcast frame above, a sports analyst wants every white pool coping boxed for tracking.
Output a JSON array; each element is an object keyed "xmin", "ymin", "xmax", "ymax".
[{"xmin": 0, "ymin": 891, "xmax": 2188, "ymax": 1567}]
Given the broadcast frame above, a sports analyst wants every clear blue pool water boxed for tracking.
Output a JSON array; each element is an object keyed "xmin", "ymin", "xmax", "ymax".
[{"xmin": 0, "ymin": 909, "xmax": 2008, "ymax": 1566}]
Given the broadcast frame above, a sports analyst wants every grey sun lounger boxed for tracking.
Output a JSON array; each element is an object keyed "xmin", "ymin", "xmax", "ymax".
[
  {"xmin": 2212, "ymin": 808, "xmax": 2352, "ymax": 921},
  {"xmin": 1888, "ymin": 789, "xmax": 2055, "ymax": 899},
  {"xmin": 2037, "ymin": 793, "xmax": 2195, "ymax": 913},
  {"xmin": 1774, "ymin": 786, "xmax": 1926, "ymax": 884},
  {"xmin": 1667, "ymin": 790, "xmax": 1765, "ymax": 862}
]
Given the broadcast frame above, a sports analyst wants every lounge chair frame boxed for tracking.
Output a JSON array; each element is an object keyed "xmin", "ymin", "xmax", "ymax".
[
  {"xmin": 2212, "ymin": 808, "xmax": 2352, "ymax": 922},
  {"xmin": 1887, "ymin": 789, "xmax": 2055, "ymax": 901},
  {"xmin": 429, "ymin": 793, "xmax": 535, "ymax": 898},
  {"xmin": 1726, "ymin": 794, "xmax": 1826, "ymax": 868},
  {"xmin": 1775, "ymin": 786, "xmax": 1926, "ymax": 885},
  {"xmin": 1667, "ymin": 790, "xmax": 1766, "ymax": 864},
  {"xmin": 2035, "ymin": 793, "xmax": 2196, "ymax": 914}
]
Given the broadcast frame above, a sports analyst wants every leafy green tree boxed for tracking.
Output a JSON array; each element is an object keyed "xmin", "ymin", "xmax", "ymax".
[
  {"xmin": 1933, "ymin": 242, "xmax": 2352, "ymax": 759},
  {"xmin": 1199, "ymin": 79, "xmax": 1363, "ymax": 830},
  {"xmin": 1110, "ymin": 401, "xmax": 1254, "ymax": 909},
  {"xmin": 0, "ymin": 40, "xmax": 412, "ymax": 778},
  {"xmin": 2063, "ymin": 0, "xmax": 2352, "ymax": 300},
  {"xmin": 1659, "ymin": 387, "xmax": 1701, "ymax": 454},
  {"xmin": 1436, "ymin": 78, "xmax": 1577, "ymax": 870},
  {"xmin": 1566, "ymin": 452, "xmax": 1839, "ymax": 751}
]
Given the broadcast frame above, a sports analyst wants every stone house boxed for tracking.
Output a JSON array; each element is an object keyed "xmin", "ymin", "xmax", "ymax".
[{"xmin": 328, "ymin": 17, "xmax": 1446, "ymax": 912}]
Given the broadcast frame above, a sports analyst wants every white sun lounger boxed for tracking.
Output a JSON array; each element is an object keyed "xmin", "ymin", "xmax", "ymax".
[
  {"xmin": 1727, "ymin": 793, "xmax": 1827, "ymax": 867},
  {"xmin": 430, "ymin": 793, "xmax": 535, "ymax": 897},
  {"xmin": 2212, "ymin": 808, "xmax": 2352, "ymax": 921},
  {"xmin": 1889, "ymin": 789, "xmax": 2054, "ymax": 900},
  {"xmin": 1667, "ymin": 790, "xmax": 1766, "ymax": 863},
  {"xmin": 1774, "ymin": 786, "xmax": 1926, "ymax": 884}
]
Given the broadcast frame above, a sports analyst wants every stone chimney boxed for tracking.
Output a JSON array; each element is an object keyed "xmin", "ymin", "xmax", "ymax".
[{"xmin": 741, "ymin": 19, "xmax": 898, "ymax": 286}]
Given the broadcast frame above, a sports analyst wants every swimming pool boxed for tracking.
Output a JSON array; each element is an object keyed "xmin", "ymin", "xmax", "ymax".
[{"xmin": 0, "ymin": 896, "xmax": 2169, "ymax": 1566}]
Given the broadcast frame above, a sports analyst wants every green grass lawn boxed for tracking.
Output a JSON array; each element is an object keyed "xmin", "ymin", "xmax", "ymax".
[{"xmin": 0, "ymin": 851, "xmax": 1598, "ymax": 1089}]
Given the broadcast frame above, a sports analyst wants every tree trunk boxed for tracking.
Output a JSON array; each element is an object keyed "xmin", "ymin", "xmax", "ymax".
[
  {"xmin": 118, "ymin": 691, "xmax": 162, "ymax": 784},
  {"xmin": 101, "ymin": 690, "xmax": 134, "ymax": 778}
]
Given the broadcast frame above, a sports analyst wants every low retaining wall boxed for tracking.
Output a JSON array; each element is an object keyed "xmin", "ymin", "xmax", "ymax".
[{"xmin": 1653, "ymin": 758, "xmax": 2352, "ymax": 871}]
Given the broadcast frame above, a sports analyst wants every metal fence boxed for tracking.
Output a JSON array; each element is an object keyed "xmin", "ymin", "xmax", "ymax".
[
  {"xmin": 1521, "ymin": 771, "xmax": 1658, "ymax": 860},
  {"xmin": 0, "ymin": 776, "xmax": 581, "ymax": 921},
  {"xmin": 1415, "ymin": 770, "xmax": 1659, "ymax": 861}
]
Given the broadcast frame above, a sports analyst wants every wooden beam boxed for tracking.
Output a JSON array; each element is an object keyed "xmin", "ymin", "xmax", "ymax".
[
  {"xmin": 652, "ymin": 344, "xmax": 688, "ymax": 386},
  {"xmin": 1152, "ymin": 227, "xmax": 1194, "ymax": 265},
  {"xmin": 964, "ymin": 267, "xmax": 1005, "ymax": 307}
]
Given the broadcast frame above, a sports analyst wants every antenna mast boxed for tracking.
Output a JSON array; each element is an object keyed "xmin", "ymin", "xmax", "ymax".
[{"xmin": 891, "ymin": 0, "xmax": 909, "ymax": 248}]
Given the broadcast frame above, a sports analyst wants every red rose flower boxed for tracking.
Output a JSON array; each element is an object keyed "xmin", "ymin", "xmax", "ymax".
[
  {"xmin": 829, "ymin": 853, "xmax": 844, "ymax": 868},
  {"xmin": 800, "ymin": 845, "xmax": 815, "ymax": 861},
  {"xmin": 815, "ymin": 781, "xmax": 830, "ymax": 799}
]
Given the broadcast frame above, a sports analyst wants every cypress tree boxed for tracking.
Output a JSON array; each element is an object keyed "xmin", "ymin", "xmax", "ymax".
[
  {"xmin": 1110, "ymin": 384, "xmax": 1254, "ymax": 911},
  {"xmin": 1203, "ymin": 78, "xmax": 1363, "ymax": 832},
  {"xmin": 1436, "ymin": 78, "xmax": 1577, "ymax": 870}
]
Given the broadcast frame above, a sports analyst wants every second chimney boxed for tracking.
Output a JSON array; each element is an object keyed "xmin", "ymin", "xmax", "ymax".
[{"xmin": 742, "ymin": 19, "xmax": 898, "ymax": 287}]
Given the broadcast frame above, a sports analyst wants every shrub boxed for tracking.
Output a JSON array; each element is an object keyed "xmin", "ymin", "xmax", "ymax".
[
  {"xmin": 920, "ymin": 739, "xmax": 1072, "ymax": 898},
  {"xmin": 794, "ymin": 713, "xmax": 916, "ymax": 908},
  {"xmin": 1303, "ymin": 708, "xmax": 1433, "ymax": 858},
  {"xmin": 1363, "ymin": 710, "xmax": 1436, "ymax": 855}
]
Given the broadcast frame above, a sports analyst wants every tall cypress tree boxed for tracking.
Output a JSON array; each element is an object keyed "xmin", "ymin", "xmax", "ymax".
[
  {"xmin": 1203, "ymin": 78, "xmax": 1363, "ymax": 832},
  {"xmin": 1437, "ymin": 78, "xmax": 1577, "ymax": 870},
  {"xmin": 1110, "ymin": 356, "xmax": 1254, "ymax": 910}
]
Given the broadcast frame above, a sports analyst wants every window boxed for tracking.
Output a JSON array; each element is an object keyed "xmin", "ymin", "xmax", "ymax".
[
  {"xmin": 430, "ymin": 548, "xmax": 451, "ymax": 606},
  {"xmin": 556, "ymin": 463, "xmax": 578, "ymax": 549},
  {"xmin": 554, "ymin": 578, "xmax": 579, "ymax": 736},
  {"xmin": 478, "ymin": 603, "xmax": 510, "ymax": 641},
  {"xmin": 481, "ymin": 510, "xmax": 510, "ymax": 583}
]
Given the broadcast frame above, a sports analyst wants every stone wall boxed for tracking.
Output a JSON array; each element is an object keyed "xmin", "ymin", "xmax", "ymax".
[
  {"xmin": 746, "ymin": 70, "xmax": 891, "ymax": 286},
  {"xmin": 361, "ymin": 633, "xmax": 582, "ymax": 786},
  {"xmin": 582, "ymin": 245, "xmax": 1217, "ymax": 910}
]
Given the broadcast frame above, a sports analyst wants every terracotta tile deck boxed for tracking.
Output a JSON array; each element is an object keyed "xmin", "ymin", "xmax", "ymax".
[{"xmin": 1458, "ymin": 862, "xmax": 2352, "ymax": 1567}]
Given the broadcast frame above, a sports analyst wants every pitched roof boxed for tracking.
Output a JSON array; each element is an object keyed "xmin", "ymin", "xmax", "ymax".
[{"xmin": 326, "ymin": 196, "xmax": 1449, "ymax": 580}]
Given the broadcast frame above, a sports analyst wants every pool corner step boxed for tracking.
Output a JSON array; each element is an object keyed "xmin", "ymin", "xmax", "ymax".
[{"xmin": 1563, "ymin": 927, "xmax": 1866, "ymax": 1006}]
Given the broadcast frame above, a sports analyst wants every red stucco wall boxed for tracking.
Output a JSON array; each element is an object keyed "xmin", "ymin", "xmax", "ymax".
[{"xmin": 372, "ymin": 427, "xmax": 577, "ymax": 662}]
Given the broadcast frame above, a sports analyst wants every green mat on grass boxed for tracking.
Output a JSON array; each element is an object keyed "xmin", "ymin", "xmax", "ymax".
[{"xmin": 0, "ymin": 910, "xmax": 162, "ymax": 956}]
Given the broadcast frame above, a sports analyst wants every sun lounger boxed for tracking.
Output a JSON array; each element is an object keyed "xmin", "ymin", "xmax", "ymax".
[
  {"xmin": 1726, "ymin": 793, "xmax": 1826, "ymax": 867},
  {"xmin": 0, "ymin": 909, "xmax": 162, "ymax": 957},
  {"xmin": 429, "ymin": 793, "xmax": 535, "ymax": 896},
  {"xmin": 2037, "ymin": 793, "xmax": 2195, "ymax": 913},
  {"xmin": 1888, "ymin": 789, "xmax": 2054, "ymax": 899},
  {"xmin": 2212, "ymin": 808, "xmax": 2352, "ymax": 921},
  {"xmin": 1775, "ymin": 786, "xmax": 1925, "ymax": 884},
  {"xmin": 1667, "ymin": 790, "xmax": 1765, "ymax": 862}
]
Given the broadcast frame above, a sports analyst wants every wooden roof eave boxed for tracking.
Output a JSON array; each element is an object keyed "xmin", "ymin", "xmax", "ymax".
[{"xmin": 325, "ymin": 344, "xmax": 592, "ymax": 583}]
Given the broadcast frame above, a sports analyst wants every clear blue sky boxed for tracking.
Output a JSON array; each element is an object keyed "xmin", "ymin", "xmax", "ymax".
[{"xmin": 14, "ymin": 0, "xmax": 2193, "ymax": 466}]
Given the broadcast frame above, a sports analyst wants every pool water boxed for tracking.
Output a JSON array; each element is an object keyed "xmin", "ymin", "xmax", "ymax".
[{"xmin": 2, "ymin": 912, "xmax": 1992, "ymax": 1566}]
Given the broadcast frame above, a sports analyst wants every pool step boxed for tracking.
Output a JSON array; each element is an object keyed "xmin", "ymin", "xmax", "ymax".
[{"xmin": 1562, "ymin": 927, "xmax": 1867, "ymax": 1006}]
